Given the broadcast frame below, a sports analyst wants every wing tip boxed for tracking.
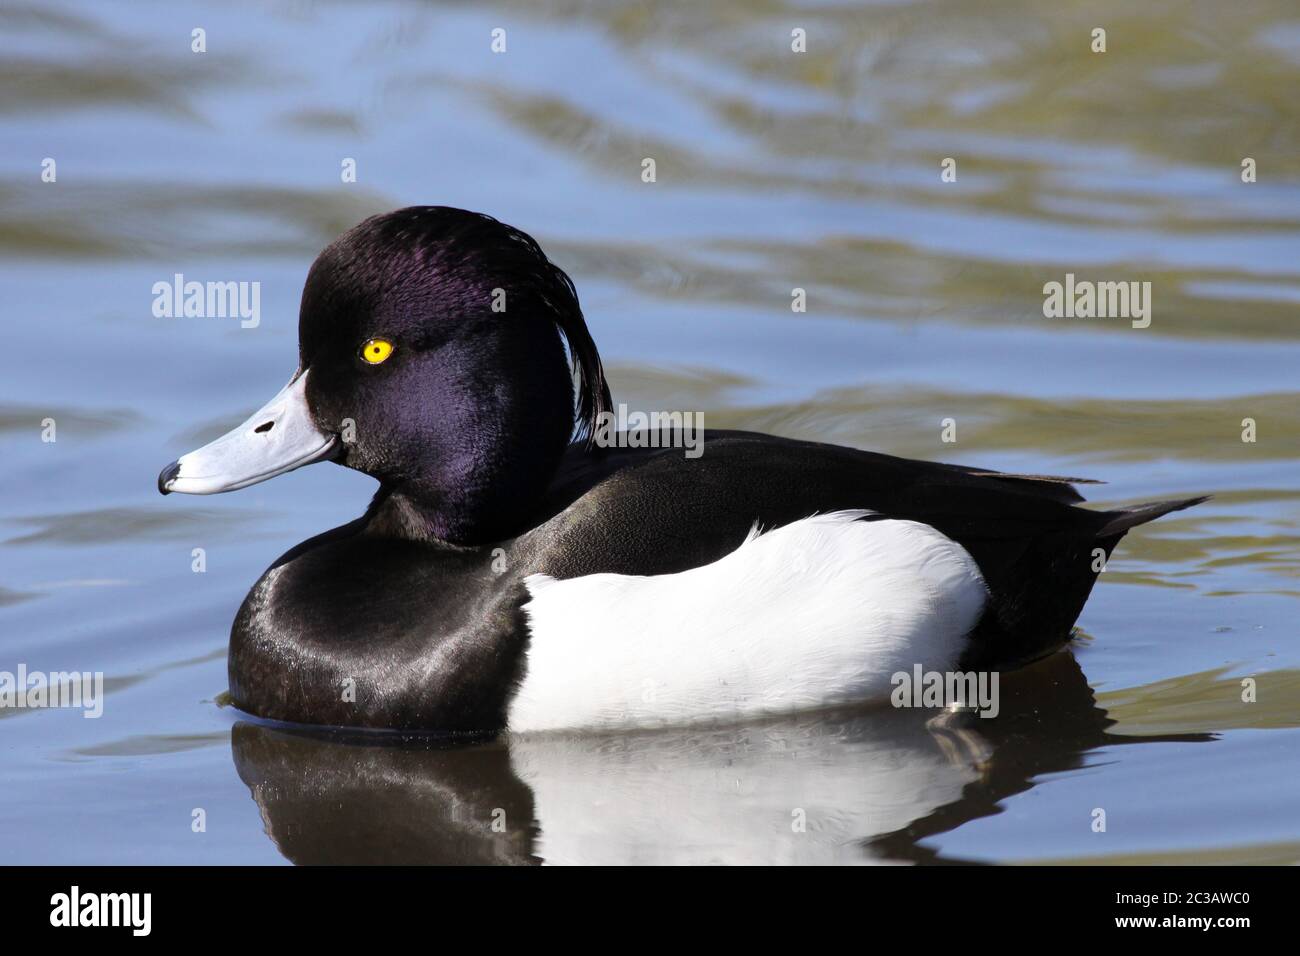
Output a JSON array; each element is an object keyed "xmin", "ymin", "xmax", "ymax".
[{"xmin": 1096, "ymin": 494, "xmax": 1212, "ymax": 538}]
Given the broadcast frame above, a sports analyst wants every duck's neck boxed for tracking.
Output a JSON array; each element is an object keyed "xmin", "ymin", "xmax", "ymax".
[
  {"xmin": 364, "ymin": 487, "xmax": 450, "ymax": 544},
  {"xmin": 364, "ymin": 479, "xmax": 526, "ymax": 546},
  {"xmin": 363, "ymin": 435, "xmax": 567, "ymax": 546}
]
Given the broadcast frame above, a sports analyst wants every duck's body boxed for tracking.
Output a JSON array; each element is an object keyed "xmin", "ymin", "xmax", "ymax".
[
  {"xmin": 160, "ymin": 206, "xmax": 1205, "ymax": 735},
  {"xmin": 230, "ymin": 431, "xmax": 1200, "ymax": 733}
]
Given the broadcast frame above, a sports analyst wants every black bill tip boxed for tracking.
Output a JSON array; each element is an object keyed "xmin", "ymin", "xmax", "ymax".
[{"xmin": 157, "ymin": 460, "xmax": 181, "ymax": 496}]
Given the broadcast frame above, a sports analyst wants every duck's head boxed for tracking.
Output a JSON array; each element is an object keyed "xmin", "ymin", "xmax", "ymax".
[{"xmin": 158, "ymin": 206, "xmax": 611, "ymax": 543}]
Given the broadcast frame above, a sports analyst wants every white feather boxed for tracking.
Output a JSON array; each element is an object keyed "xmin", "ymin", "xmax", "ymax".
[{"xmin": 509, "ymin": 510, "xmax": 987, "ymax": 733}]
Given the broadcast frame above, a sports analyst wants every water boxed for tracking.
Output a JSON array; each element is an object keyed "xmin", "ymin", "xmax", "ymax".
[{"xmin": 1, "ymin": 0, "xmax": 1297, "ymax": 864}]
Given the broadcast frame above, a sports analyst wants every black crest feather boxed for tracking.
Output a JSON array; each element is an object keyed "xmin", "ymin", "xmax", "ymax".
[{"xmin": 485, "ymin": 217, "xmax": 613, "ymax": 448}]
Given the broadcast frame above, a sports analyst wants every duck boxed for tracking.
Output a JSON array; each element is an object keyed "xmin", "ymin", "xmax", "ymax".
[{"xmin": 158, "ymin": 206, "xmax": 1207, "ymax": 735}]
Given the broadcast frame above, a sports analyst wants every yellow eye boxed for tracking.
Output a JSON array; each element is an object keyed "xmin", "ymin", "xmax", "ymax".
[{"xmin": 360, "ymin": 338, "xmax": 394, "ymax": 365}]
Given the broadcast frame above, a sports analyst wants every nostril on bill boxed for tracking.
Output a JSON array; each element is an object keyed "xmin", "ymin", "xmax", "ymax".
[{"xmin": 254, "ymin": 421, "xmax": 274, "ymax": 434}]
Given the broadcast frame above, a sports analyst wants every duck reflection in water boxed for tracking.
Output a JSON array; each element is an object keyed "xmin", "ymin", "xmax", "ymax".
[{"xmin": 231, "ymin": 650, "xmax": 1210, "ymax": 865}]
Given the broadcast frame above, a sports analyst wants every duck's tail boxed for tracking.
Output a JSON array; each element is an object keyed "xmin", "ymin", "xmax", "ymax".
[{"xmin": 1095, "ymin": 495, "xmax": 1211, "ymax": 539}]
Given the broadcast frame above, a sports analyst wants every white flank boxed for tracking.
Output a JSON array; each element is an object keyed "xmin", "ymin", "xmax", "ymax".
[{"xmin": 509, "ymin": 510, "xmax": 988, "ymax": 733}]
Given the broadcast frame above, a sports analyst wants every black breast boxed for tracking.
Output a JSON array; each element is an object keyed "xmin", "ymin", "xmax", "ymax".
[{"xmin": 230, "ymin": 528, "xmax": 532, "ymax": 731}]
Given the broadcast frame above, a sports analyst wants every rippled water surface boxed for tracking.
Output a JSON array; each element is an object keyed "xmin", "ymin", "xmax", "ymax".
[{"xmin": 1, "ymin": 0, "xmax": 1298, "ymax": 864}]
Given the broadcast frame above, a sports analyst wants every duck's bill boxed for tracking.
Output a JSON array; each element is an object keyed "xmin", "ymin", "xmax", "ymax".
[{"xmin": 158, "ymin": 370, "xmax": 339, "ymax": 495}]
